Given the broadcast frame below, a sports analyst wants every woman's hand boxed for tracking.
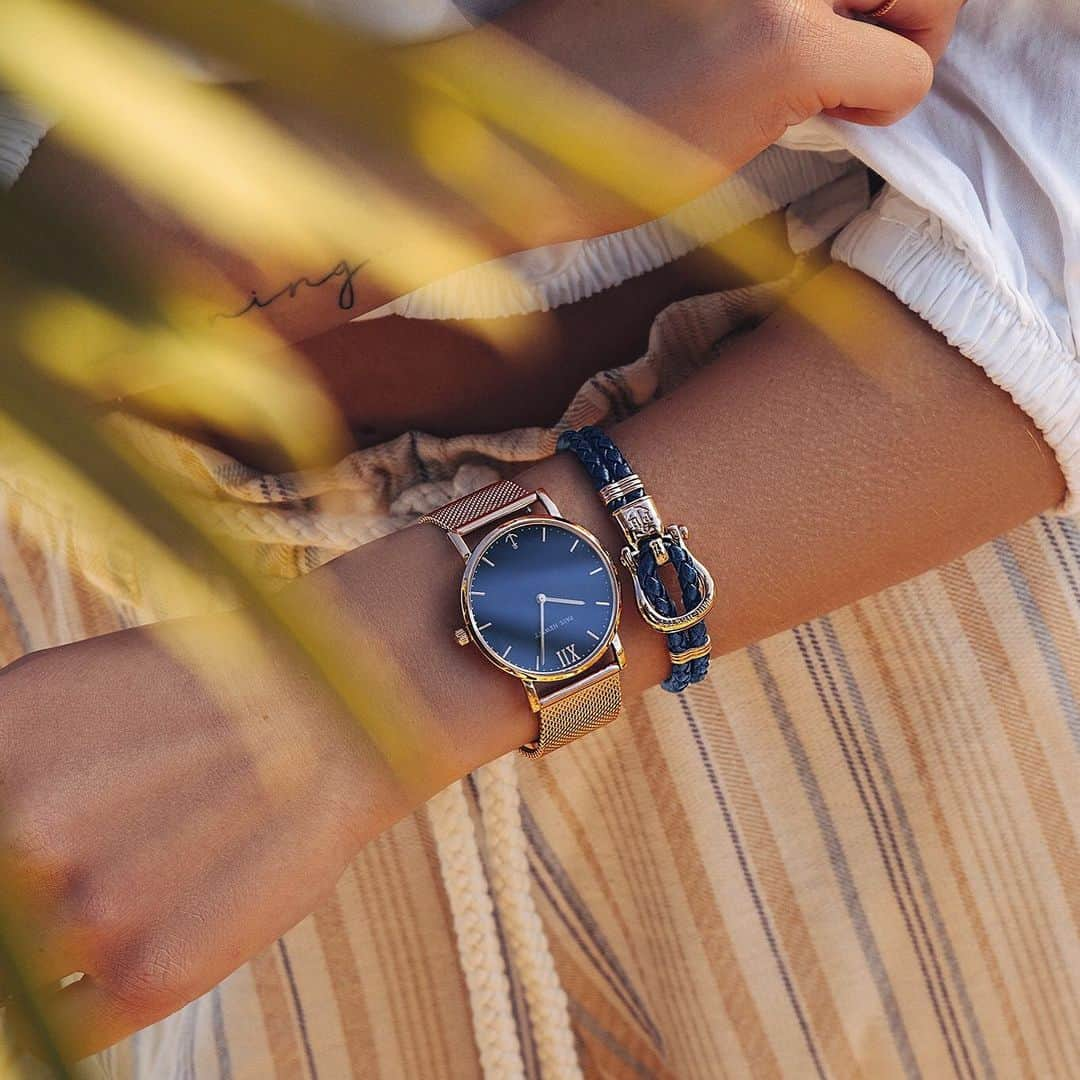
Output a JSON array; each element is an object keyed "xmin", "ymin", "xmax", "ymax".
[
  {"xmin": 827, "ymin": 0, "xmax": 969, "ymax": 123},
  {"xmin": 432, "ymin": 0, "xmax": 959, "ymax": 244},
  {"xmin": 0, "ymin": 615, "xmax": 427, "ymax": 1061},
  {"xmin": 844, "ymin": 0, "xmax": 968, "ymax": 65},
  {"xmin": 23, "ymin": 0, "xmax": 965, "ymax": 349},
  {"xmin": 485, "ymin": 0, "xmax": 949, "ymax": 149}
]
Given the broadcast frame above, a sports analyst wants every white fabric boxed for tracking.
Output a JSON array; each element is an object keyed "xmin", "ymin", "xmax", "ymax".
[
  {"xmin": 782, "ymin": 1, "xmax": 1080, "ymax": 510},
  {"xmin": 355, "ymin": 146, "xmax": 857, "ymax": 320},
  {"xmin": 290, "ymin": 0, "xmax": 471, "ymax": 40},
  {"xmin": 0, "ymin": 95, "xmax": 50, "ymax": 190}
]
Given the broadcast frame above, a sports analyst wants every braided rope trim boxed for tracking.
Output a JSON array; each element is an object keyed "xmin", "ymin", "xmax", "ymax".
[
  {"xmin": 428, "ymin": 781, "xmax": 527, "ymax": 1079},
  {"xmin": 476, "ymin": 756, "xmax": 584, "ymax": 1080}
]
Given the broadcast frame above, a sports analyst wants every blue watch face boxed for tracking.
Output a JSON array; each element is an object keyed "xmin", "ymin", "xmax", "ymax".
[{"xmin": 465, "ymin": 520, "xmax": 618, "ymax": 679}]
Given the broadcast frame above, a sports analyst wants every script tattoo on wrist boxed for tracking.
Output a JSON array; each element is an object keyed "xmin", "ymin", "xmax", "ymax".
[{"xmin": 211, "ymin": 257, "xmax": 369, "ymax": 324}]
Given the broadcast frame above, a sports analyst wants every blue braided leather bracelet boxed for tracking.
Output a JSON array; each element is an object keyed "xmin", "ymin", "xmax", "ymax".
[{"xmin": 556, "ymin": 426, "xmax": 714, "ymax": 692}]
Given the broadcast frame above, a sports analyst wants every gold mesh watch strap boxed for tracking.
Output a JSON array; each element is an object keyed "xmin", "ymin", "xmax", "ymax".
[
  {"xmin": 520, "ymin": 664, "xmax": 623, "ymax": 758},
  {"xmin": 418, "ymin": 480, "xmax": 534, "ymax": 534}
]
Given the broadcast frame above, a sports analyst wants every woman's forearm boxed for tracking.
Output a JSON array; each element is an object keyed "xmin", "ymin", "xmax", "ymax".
[
  {"xmin": 18, "ymin": 0, "xmax": 937, "ymax": 349},
  {"xmin": 320, "ymin": 265, "xmax": 1065, "ymax": 771},
  {"xmin": 18, "ymin": 0, "xmax": 741, "ymax": 350}
]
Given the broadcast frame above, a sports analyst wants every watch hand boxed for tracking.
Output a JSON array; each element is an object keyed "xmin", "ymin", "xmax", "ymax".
[
  {"xmin": 544, "ymin": 597, "xmax": 586, "ymax": 606},
  {"xmin": 538, "ymin": 594, "xmax": 547, "ymax": 666}
]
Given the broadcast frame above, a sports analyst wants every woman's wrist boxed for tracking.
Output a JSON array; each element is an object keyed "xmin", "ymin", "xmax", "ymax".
[
  {"xmin": 313, "ymin": 454, "xmax": 673, "ymax": 782},
  {"xmin": 312, "ymin": 517, "xmax": 542, "ymax": 779}
]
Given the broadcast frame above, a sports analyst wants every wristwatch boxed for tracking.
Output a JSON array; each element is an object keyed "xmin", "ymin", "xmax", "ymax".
[{"xmin": 420, "ymin": 480, "xmax": 625, "ymax": 757}]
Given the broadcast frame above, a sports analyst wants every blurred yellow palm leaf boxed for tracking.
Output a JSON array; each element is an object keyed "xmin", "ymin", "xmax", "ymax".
[
  {"xmin": 1, "ymin": 178, "xmax": 347, "ymax": 468},
  {"xmin": 93, "ymin": 0, "xmax": 725, "ymax": 219},
  {"xmin": 0, "ymin": 347, "xmax": 423, "ymax": 779},
  {"xmin": 85, "ymin": 0, "xmax": 807, "ymax": 328},
  {"xmin": 0, "ymin": 0, "xmax": 509, "ymax": 301}
]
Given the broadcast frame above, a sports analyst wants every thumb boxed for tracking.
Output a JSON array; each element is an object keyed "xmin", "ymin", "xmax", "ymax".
[
  {"xmin": 811, "ymin": 12, "xmax": 934, "ymax": 126},
  {"xmin": 843, "ymin": 0, "xmax": 962, "ymax": 63}
]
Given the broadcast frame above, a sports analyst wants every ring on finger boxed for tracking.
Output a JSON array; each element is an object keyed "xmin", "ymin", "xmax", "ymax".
[{"xmin": 866, "ymin": 0, "xmax": 901, "ymax": 17}]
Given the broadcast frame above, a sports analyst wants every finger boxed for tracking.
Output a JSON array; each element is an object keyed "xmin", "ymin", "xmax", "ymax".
[
  {"xmin": 842, "ymin": 0, "xmax": 961, "ymax": 62},
  {"xmin": 822, "ymin": 104, "xmax": 914, "ymax": 126},
  {"xmin": 815, "ymin": 11, "xmax": 935, "ymax": 124}
]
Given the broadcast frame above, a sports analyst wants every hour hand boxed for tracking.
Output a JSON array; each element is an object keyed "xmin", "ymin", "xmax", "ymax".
[{"xmin": 544, "ymin": 596, "xmax": 585, "ymax": 606}]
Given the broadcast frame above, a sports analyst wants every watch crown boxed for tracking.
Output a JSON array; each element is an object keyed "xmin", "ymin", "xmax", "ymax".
[{"xmin": 454, "ymin": 628, "xmax": 471, "ymax": 647}]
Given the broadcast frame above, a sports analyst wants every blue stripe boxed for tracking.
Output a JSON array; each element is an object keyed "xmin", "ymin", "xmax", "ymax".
[
  {"xmin": 520, "ymin": 802, "xmax": 665, "ymax": 1051},
  {"xmin": 821, "ymin": 615, "xmax": 995, "ymax": 1079},
  {"xmin": 748, "ymin": 643, "xmax": 921, "ymax": 1080},
  {"xmin": 0, "ymin": 573, "xmax": 31, "ymax": 653},
  {"xmin": 1056, "ymin": 516, "xmax": 1080, "ymax": 589},
  {"xmin": 211, "ymin": 987, "xmax": 233, "ymax": 1080},
  {"xmin": 679, "ymin": 692, "xmax": 827, "ymax": 1080},
  {"xmin": 994, "ymin": 535, "xmax": 1080, "ymax": 751},
  {"xmin": 797, "ymin": 623, "xmax": 972, "ymax": 1080},
  {"xmin": 526, "ymin": 867, "xmax": 665, "ymax": 1071},
  {"xmin": 568, "ymin": 998, "xmax": 659, "ymax": 1078},
  {"xmin": 277, "ymin": 939, "xmax": 320, "ymax": 1080},
  {"xmin": 1039, "ymin": 516, "xmax": 1080, "ymax": 609}
]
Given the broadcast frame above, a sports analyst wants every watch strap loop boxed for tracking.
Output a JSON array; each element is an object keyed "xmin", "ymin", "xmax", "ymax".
[{"xmin": 419, "ymin": 480, "xmax": 534, "ymax": 535}]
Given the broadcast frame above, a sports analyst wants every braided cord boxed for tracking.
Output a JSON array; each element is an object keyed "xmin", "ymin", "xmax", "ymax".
[
  {"xmin": 429, "ymin": 780, "xmax": 527, "ymax": 1079},
  {"xmin": 555, "ymin": 427, "xmax": 643, "ymax": 509},
  {"xmin": 637, "ymin": 542, "xmax": 709, "ymax": 691},
  {"xmin": 557, "ymin": 426, "xmax": 710, "ymax": 691},
  {"xmin": 476, "ymin": 755, "xmax": 584, "ymax": 1080}
]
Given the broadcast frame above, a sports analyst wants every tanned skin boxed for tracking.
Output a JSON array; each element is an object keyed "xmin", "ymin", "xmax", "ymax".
[
  {"xmin": 1, "ymin": 0, "xmax": 1000, "ymax": 1060},
  {"xmin": 0, "ymin": 266, "xmax": 1062, "ymax": 1058},
  {"xmin": 20, "ymin": 0, "xmax": 951, "ymax": 345}
]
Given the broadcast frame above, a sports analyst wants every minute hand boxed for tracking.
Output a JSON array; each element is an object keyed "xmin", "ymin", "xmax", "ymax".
[{"xmin": 544, "ymin": 597, "xmax": 585, "ymax": 606}]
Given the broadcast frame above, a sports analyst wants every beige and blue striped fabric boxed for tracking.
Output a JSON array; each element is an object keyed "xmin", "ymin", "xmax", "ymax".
[{"xmin": 2, "ymin": 283, "xmax": 1079, "ymax": 1078}]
